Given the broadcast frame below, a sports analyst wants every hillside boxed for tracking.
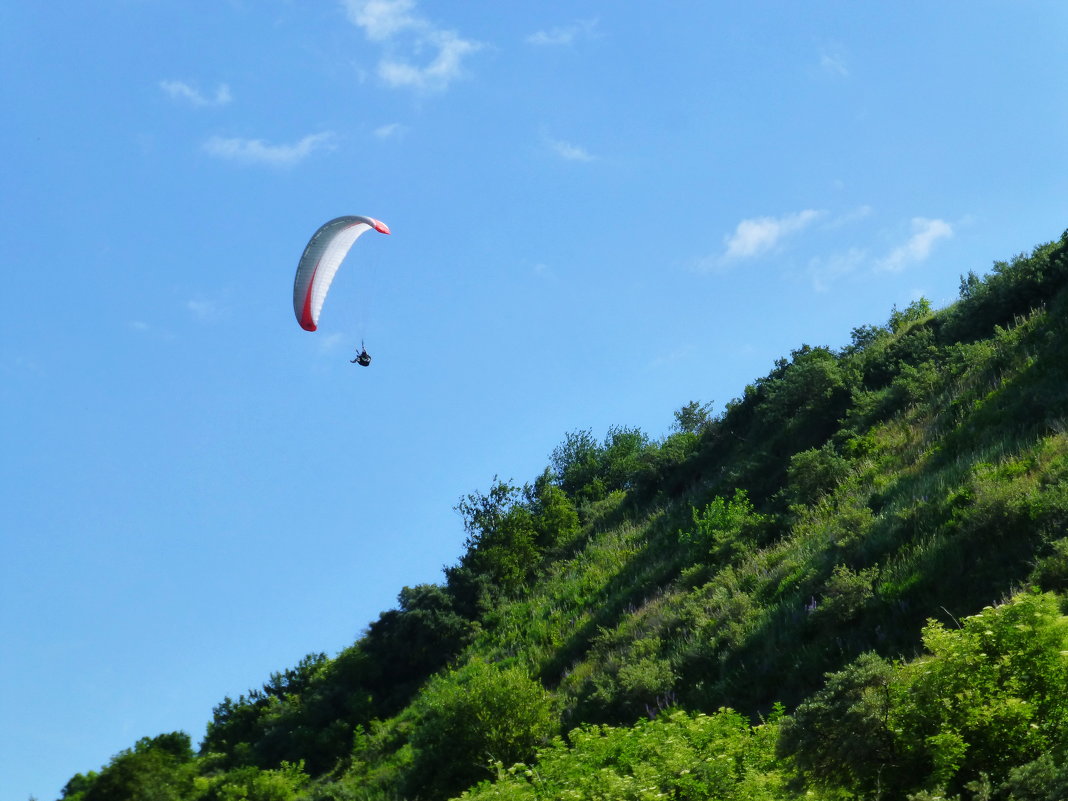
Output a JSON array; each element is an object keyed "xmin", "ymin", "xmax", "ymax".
[{"xmin": 60, "ymin": 229, "xmax": 1068, "ymax": 801}]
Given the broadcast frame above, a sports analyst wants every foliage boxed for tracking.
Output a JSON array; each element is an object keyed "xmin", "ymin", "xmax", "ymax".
[
  {"xmin": 782, "ymin": 594, "xmax": 1068, "ymax": 798},
  {"xmin": 784, "ymin": 443, "xmax": 852, "ymax": 506},
  {"xmin": 361, "ymin": 583, "xmax": 478, "ymax": 708},
  {"xmin": 61, "ymin": 733, "xmax": 196, "ymax": 801},
  {"xmin": 460, "ymin": 708, "xmax": 788, "ymax": 801},
  {"xmin": 406, "ymin": 658, "xmax": 557, "ymax": 799},
  {"xmin": 194, "ymin": 762, "xmax": 309, "ymax": 801},
  {"xmin": 1000, "ymin": 753, "xmax": 1068, "ymax": 801},
  {"xmin": 57, "ymin": 228, "xmax": 1068, "ymax": 801},
  {"xmin": 778, "ymin": 652, "xmax": 903, "ymax": 797},
  {"xmin": 446, "ymin": 475, "xmax": 582, "ymax": 607},
  {"xmin": 895, "ymin": 593, "xmax": 1068, "ymax": 794},
  {"xmin": 673, "ymin": 400, "xmax": 716, "ymax": 434},
  {"xmin": 550, "ymin": 427, "xmax": 655, "ymax": 505},
  {"xmin": 678, "ymin": 488, "xmax": 768, "ymax": 561}
]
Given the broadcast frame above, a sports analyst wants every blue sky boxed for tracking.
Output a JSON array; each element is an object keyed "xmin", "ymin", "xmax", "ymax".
[{"xmin": 2, "ymin": 2, "xmax": 1066, "ymax": 797}]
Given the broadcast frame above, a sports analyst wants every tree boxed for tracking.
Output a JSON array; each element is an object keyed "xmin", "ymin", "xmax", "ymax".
[
  {"xmin": 362, "ymin": 583, "xmax": 478, "ymax": 703},
  {"xmin": 529, "ymin": 469, "xmax": 579, "ymax": 548},
  {"xmin": 194, "ymin": 762, "xmax": 309, "ymax": 801},
  {"xmin": 777, "ymin": 652, "xmax": 903, "ymax": 798},
  {"xmin": 672, "ymin": 400, "xmax": 715, "ymax": 434},
  {"xmin": 65, "ymin": 733, "xmax": 196, "ymax": 801},
  {"xmin": 550, "ymin": 430, "xmax": 604, "ymax": 500},
  {"xmin": 450, "ymin": 479, "xmax": 541, "ymax": 599},
  {"xmin": 407, "ymin": 658, "xmax": 557, "ymax": 799},
  {"xmin": 894, "ymin": 593, "xmax": 1068, "ymax": 794}
]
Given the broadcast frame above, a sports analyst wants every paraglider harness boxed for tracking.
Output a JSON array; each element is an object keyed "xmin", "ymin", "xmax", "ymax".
[{"xmin": 351, "ymin": 342, "xmax": 372, "ymax": 367}]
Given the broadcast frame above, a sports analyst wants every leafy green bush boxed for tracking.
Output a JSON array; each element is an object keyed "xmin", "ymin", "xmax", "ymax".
[
  {"xmin": 679, "ymin": 488, "xmax": 767, "ymax": 561},
  {"xmin": 782, "ymin": 593, "xmax": 1068, "ymax": 798},
  {"xmin": 407, "ymin": 658, "xmax": 557, "ymax": 799},
  {"xmin": 62, "ymin": 733, "xmax": 197, "ymax": 801},
  {"xmin": 777, "ymin": 651, "xmax": 900, "ymax": 797},
  {"xmin": 1001, "ymin": 753, "xmax": 1068, "ymax": 801},
  {"xmin": 810, "ymin": 564, "xmax": 878, "ymax": 625},
  {"xmin": 194, "ymin": 762, "xmax": 308, "ymax": 801},
  {"xmin": 895, "ymin": 593, "xmax": 1068, "ymax": 794},
  {"xmin": 459, "ymin": 708, "xmax": 787, "ymax": 801},
  {"xmin": 1033, "ymin": 538, "xmax": 1068, "ymax": 592},
  {"xmin": 784, "ymin": 443, "xmax": 852, "ymax": 506}
]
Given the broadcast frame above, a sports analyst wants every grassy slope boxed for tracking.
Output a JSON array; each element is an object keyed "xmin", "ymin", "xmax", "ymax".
[
  {"xmin": 58, "ymin": 231, "xmax": 1068, "ymax": 801},
  {"xmin": 481, "ymin": 252, "xmax": 1068, "ymax": 724},
  {"xmin": 330, "ymin": 231, "xmax": 1068, "ymax": 799}
]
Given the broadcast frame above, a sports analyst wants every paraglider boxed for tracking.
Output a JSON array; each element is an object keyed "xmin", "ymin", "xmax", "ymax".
[
  {"xmin": 351, "ymin": 341, "xmax": 372, "ymax": 367},
  {"xmin": 293, "ymin": 216, "xmax": 390, "ymax": 363}
]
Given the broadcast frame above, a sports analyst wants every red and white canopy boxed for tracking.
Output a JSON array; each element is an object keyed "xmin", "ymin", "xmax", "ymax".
[{"xmin": 293, "ymin": 215, "xmax": 390, "ymax": 332}]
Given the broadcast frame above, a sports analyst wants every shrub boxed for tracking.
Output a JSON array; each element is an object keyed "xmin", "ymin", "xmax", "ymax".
[
  {"xmin": 460, "ymin": 708, "xmax": 786, "ymax": 801},
  {"xmin": 407, "ymin": 658, "xmax": 557, "ymax": 799},
  {"xmin": 679, "ymin": 488, "xmax": 767, "ymax": 561}
]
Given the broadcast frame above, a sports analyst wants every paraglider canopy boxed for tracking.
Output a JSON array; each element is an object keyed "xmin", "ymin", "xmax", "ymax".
[{"xmin": 293, "ymin": 215, "xmax": 390, "ymax": 332}]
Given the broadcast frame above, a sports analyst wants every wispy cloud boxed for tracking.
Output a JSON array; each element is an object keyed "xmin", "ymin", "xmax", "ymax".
[
  {"xmin": 320, "ymin": 332, "xmax": 346, "ymax": 352},
  {"xmin": 531, "ymin": 262, "xmax": 562, "ymax": 281},
  {"xmin": 819, "ymin": 49, "xmax": 849, "ymax": 77},
  {"xmin": 159, "ymin": 80, "xmax": 232, "ymax": 107},
  {"xmin": 128, "ymin": 320, "xmax": 175, "ymax": 341},
  {"xmin": 828, "ymin": 204, "xmax": 873, "ymax": 227},
  {"xmin": 547, "ymin": 137, "xmax": 594, "ymax": 162},
  {"xmin": 876, "ymin": 218, "xmax": 953, "ymax": 272},
  {"xmin": 378, "ymin": 31, "xmax": 480, "ymax": 90},
  {"xmin": 651, "ymin": 343, "xmax": 695, "ymax": 368},
  {"xmin": 348, "ymin": 0, "xmax": 418, "ymax": 40},
  {"xmin": 526, "ymin": 18, "xmax": 598, "ymax": 46},
  {"xmin": 343, "ymin": 0, "xmax": 481, "ymax": 91},
  {"xmin": 203, "ymin": 132, "xmax": 336, "ymax": 167},
  {"xmin": 807, "ymin": 247, "xmax": 867, "ymax": 292},
  {"xmin": 186, "ymin": 299, "xmax": 223, "ymax": 321},
  {"xmin": 373, "ymin": 122, "xmax": 406, "ymax": 139},
  {"xmin": 722, "ymin": 210, "xmax": 824, "ymax": 261}
]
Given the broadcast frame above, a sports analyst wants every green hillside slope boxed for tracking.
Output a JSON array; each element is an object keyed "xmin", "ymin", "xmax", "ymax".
[{"xmin": 60, "ymin": 230, "xmax": 1068, "ymax": 801}]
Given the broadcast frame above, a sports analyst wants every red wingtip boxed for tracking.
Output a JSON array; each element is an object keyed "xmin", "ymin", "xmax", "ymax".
[{"xmin": 373, "ymin": 219, "xmax": 391, "ymax": 235}]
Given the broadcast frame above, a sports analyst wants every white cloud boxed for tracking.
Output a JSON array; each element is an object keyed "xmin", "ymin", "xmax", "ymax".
[
  {"xmin": 160, "ymin": 80, "xmax": 232, "ymax": 107},
  {"xmin": 876, "ymin": 217, "xmax": 953, "ymax": 272},
  {"xmin": 526, "ymin": 18, "xmax": 598, "ymax": 46},
  {"xmin": 343, "ymin": 0, "xmax": 481, "ymax": 91},
  {"xmin": 819, "ymin": 50, "xmax": 849, "ymax": 77},
  {"xmin": 722, "ymin": 209, "xmax": 824, "ymax": 260},
  {"xmin": 378, "ymin": 30, "xmax": 481, "ymax": 90},
  {"xmin": 128, "ymin": 320, "xmax": 175, "ymax": 341},
  {"xmin": 373, "ymin": 122, "xmax": 406, "ymax": 138},
  {"xmin": 829, "ymin": 205, "xmax": 873, "ymax": 227},
  {"xmin": 186, "ymin": 299, "xmax": 222, "ymax": 321},
  {"xmin": 807, "ymin": 248, "xmax": 867, "ymax": 292},
  {"xmin": 320, "ymin": 332, "xmax": 346, "ymax": 352},
  {"xmin": 203, "ymin": 132, "xmax": 336, "ymax": 166},
  {"xmin": 531, "ymin": 262, "xmax": 561, "ymax": 281},
  {"xmin": 347, "ymin": 0, "xmax": 419, "ymax": 40},
  {"xmin": 547, "ymin": 137, "xmax": 594, "ymax": 162}
]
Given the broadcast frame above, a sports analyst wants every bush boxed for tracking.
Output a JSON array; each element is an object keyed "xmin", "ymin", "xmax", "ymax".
[
  {"xmin": 811, "ymin": 564, "xmax": 878, "ymax": 625},
  {"xmin": 407, "ymin": 658, "xmax": 557, "ymax": 799},
  {"xmin": 460, "ymin": 708, "xmax": 786, "ymax": 801},
  {"xmin": 1032, "ymin": 538, "xmax": 1068, "ymax": 592},
  {"xmin": 894, "ymin": 593, "xmax": 1068, "ymax": 793},
  {"xmin": 194, "ymin": 762, "xmax": 308, "ymax": 801},
  {"xmin": 63, "ymin": 733, "xmax": 197, "ymax": 801},
  {"xmin": 679, "ymin": 488, "xmax": 767, "ymax": 561},
  {"xmin": 778, "ymin": 652, "xmax": 902, "ymax": 797}
]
